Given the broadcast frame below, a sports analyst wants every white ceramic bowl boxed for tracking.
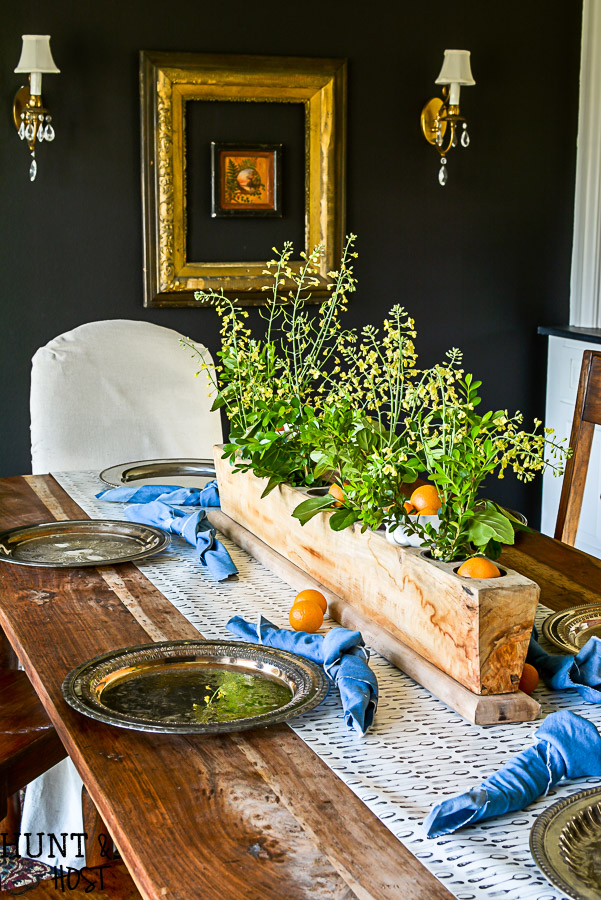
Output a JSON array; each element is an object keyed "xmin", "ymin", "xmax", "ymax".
[{"xmin": 385, "ymin": 514, "xmax": 440, "ymax": 547}]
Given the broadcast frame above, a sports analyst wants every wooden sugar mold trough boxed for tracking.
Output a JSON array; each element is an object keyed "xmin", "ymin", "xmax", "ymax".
[{"xmin": 213, "ymin": 447, "xmax": 541, "ymax": 723}]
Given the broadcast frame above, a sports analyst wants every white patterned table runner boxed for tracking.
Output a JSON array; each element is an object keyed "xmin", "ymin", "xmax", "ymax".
[{"xmin": 55, "ymin": 470, "xmax": 599, "ymax": 900}]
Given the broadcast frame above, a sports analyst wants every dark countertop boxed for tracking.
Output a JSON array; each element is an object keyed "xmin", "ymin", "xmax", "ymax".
[{"xmin": 538, "ymin": 325, "xmax": 601, "ymax": 344}]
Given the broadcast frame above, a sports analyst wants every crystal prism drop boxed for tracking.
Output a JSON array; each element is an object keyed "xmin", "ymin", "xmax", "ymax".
[
  {"xmin": 461, "ymin": 129, "xmax": 470, "ymax": 148},
  {"xmin": 438, "ymin": 165, "xmax": 448, "ymax": 186},
  {"xmin": 37, "ymin": 127, "xmax": 44, "ymax": 143},
  {"xmin": 18, "ymin": 122, "xmax": 25, "ymax": 140},
  {"xmin": 29, "ymin": 157, "xmax": 37, "ymax": 182},
  {"xmin": 452, "ymin": 132, "xmax": 458, "ymax": 148},
  {"xmin": 25, "ymin": 122, "xmax": 35, "ymax": 141},
  {"xmin": 44, "ymin": 123, "xmax": 55, "ymax": 141}
]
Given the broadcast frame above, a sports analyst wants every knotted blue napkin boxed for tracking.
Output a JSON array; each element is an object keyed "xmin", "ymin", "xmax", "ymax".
[
  {"xmin": 96, "ymin": 481, "xmax": 220, "ymax": 507},
  {"xmin": 123, "ymin": 500, "xmax": 237, "ymax": 581},
  {"xmin": 424, "ymin": 710, "xmax": 601, "ymax": 838},
  {"xmin": 527, "ymin": 628, "xmax": 601, "ymax": 703},
  {"xmin": 96, "ymin": 481, "xmax": 233, "ymax": 579},
  {"xmin": 226, "ymin": 615, "xmax": 378, "ymax": 735}
]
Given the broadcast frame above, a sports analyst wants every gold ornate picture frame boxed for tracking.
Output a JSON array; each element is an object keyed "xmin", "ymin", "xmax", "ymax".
[{"xmin": 140, "ymin": 52, "xmax": 347, "ymax": 307}]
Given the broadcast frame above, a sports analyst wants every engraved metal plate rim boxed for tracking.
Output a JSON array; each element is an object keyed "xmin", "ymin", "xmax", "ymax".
[
  {"xmin": 542, "ymin": 609, "xmax": 574, "ymax": 652},
  {"xmin": 100, "ymin": 458, "xmax": 216, "ymax": 488},
  {"xmin": 530, "ymin": 786, "xmax": 601, "ymax": 900},
  {"xmin": 542, "ymin": 604, "xmax": 601, "ymax": 653},
  {"xmin": 62, "ymin": 639, "xmax": 329, "ymax": 734},
  {"xmin": 0, "ymin": 520, "xmax": 171, "ymax": 568}
]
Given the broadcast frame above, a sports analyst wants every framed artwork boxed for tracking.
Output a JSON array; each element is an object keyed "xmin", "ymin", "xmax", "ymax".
[
  {"xmin": 140, "ymin": 52, "xmax": 347, "ymax": 307},
  {"xmin": 211, "ymin": 143, "xmax": 282, "ymax": 217}
]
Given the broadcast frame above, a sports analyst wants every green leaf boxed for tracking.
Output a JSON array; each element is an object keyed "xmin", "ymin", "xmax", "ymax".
[
  {"xmin": 329, "ymin": 507, "xmax": 358, "ymax": 531},
  {"xmin": 313, "ymin": 458, "xmax": 333, "ymax": 480},
  {"xmin": 243, "ymin": 420, "xmax": 263, "ymax": 440},
  {"xmin": 210, "ymin": 393, "xmax": 227, "ymax": 412},
  {"xmin": 261, "ymin": 474, "xmax": 285, "ymax": 498},
  {"xmin": 356, "ymin": 428, "xmax": 371, "ymax": 452},
  {"xmin": 291, "ymin": 495, "xmax": 335, "ymax": 525},
  {"xmin": 482, "ymin": 539, "xmax": 502, "ymax": 560},
  {"xmin": 467, "ymin": 504, "xmax": 515, "ymax": 549},
  {"xmin": 493, "ymin": 503, "xmax": 532, "ymax": 533}
]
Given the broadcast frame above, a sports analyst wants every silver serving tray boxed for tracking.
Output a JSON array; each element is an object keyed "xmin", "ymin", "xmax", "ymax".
[
  {"xmin": 530, "ymin": 786, "xmax": 601, "ymax": 899},
  {"xmin": 100, "ymin": 458, "xmax": 216, "ymax": 489},
  {"xmin": 542, "ymin": 604, "xmax": 601, "ymax": 653},
  {"xmin": 62, "ymin": 640, "xmax": 329, "ymax": 734},
  {"xmin": 0, "ymin": 520, "xmax": 170, "ymax": 568}
]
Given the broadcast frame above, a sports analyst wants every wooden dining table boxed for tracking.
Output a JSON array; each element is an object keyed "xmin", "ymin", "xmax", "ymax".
[{"xmin": 0, "ymin": 473, "xmax": 600, "ymax": 900}]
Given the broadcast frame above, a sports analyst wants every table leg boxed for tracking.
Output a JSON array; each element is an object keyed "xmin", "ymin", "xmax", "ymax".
[
  {"xmin": 82, "ymin": 788, "xmax": 113, "ymax": 867},
  {"xmin": 0, "ymin": 629, "xmax": 18, "ymax": 671}
]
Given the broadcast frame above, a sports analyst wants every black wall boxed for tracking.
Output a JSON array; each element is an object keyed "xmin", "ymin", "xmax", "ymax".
[{"xmin": 0, "ymin": 0, "xmax": 583, "ymax": 525}]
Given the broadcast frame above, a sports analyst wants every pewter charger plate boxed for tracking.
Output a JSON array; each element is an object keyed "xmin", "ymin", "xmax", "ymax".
[
  {"xmin": 62, "ymin": 640, "xmax": 329, "ymax": 734},
  {"xmin": 530, "ymin": 786, "xmax": 601, "ymax": 899},
  {"xmin": 100, "ymin": 458, "xmax": 216, "ymax": 489},
  {"xmin": 0, "ymin": 520, "xmax": 170, "ymax": 568},
  {"xmin": 542, "ymin": 604, "xmax": 601, "ymax": 653}
]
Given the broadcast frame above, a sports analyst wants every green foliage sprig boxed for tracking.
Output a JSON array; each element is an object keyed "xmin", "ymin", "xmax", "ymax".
[
  {"xmin": 184, "ymin": 238, "xmax": 569, "ymax": 562},
  {"xmin": 183, "ymin": 235, "xmax": 358, "ymax": 496},
  {"xmin": 388, "ymin": 372, "xmax": 567, "ymax": 560}
]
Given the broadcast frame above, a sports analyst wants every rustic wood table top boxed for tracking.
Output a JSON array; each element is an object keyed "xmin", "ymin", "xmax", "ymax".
[{"xmin": 0, "ymin": 474, "xmax": 599, "ymax": 900}]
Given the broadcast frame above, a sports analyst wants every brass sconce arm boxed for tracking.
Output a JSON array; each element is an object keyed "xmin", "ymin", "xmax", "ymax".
[
  {"xmin": 13, "ymin": 85, "xmax": 52, "ymax": 152},
  {"xmin": 421, "ymin": 94, "xmax": 466, "ymax": 156}
]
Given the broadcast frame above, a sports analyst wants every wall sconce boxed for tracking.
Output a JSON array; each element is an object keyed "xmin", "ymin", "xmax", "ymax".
[
  {"xmin": 420, "ymin": 49, "xmax": 475, "ymax": 185},
  {"xmin": 13, "ymin": 35, "xmax": 60, "ymax": 182}
]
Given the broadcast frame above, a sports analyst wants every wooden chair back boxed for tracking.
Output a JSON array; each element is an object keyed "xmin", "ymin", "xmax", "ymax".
[{"xmin": 555, "ymin": 348, "xmax": 601, "ymax": 545}]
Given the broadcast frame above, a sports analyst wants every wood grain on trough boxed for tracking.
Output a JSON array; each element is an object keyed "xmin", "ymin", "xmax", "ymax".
[
  {"xmin": 214, "ymin": 450, "xmax": 540, "ymax": 695},
  {"xmin": 208, "ymin": 509, "xmax": 540, "ymax": 725}
]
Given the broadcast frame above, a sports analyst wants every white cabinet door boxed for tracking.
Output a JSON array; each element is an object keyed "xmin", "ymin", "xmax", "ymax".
[{"xmin": 541, "ymin": 336, "xmax": 601, "ymax": 557}]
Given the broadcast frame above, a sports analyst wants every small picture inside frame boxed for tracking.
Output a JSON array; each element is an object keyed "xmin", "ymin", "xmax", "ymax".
[{"xmin": 211, "ymin": 142, "xmax": 282, "ymax": 217}]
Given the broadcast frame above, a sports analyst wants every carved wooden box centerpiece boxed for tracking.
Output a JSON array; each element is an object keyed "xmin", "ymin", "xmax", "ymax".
[{"xmin": 214, "ymin": 448, "xmax": 540, "ymax": 697}]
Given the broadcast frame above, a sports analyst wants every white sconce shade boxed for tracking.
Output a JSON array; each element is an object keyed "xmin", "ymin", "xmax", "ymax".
[
  {"xmin": 14, "ymin": 35, "xmax": 60, "ymax": 74},
  {"xmin": 435, "ymin": 50, "xmax": 475, "ymax": 87}
]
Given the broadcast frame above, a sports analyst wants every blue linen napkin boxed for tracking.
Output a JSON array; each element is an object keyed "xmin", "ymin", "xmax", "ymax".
[
  {"xmin": 527, "ymin": 628, "xmax": 601, "ymax": 703},
  {"xmin": 424, "ymin": 710, "xmax": 601, "ymax": 838},
  {"xmin": 96, "ymin": 481, "xmax": 220, "ymax": 507},
  {"xmin": 123, "ymin": 500, "xmax": 237, "ymax": 581},
  {"xmin": 226, "ymin": 615, "xmax": 378, "ymax": 735}
]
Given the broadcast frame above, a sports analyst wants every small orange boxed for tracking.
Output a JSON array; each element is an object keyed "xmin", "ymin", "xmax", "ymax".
[
  {"xmin": 410, "ymin": 484, "xmax": 442, "ymax": 513},
  {"xmin": 294, "ymin": 589, "xmax": 327, "ymax": 613},
  {"xmin": 328, "ymin": 483, "xmax": 345, "ymax": 507},
  {"xmin": 289, "ymin": 600, "xmax": 324, "ymax": 632},
  {"xmin": 519, "ymin": 663, "xmax": 539, "ymax": 695},
  {"xmin": 456, "ymin": 557, "xmax": 502, "ymax": 578},
  {"xmin": 403, "ymin": 501, "xmax": 416, "ymax": 514},
  {"xmin": 415, "ymin": 506, "xmax": 439, "ymax": 516}
]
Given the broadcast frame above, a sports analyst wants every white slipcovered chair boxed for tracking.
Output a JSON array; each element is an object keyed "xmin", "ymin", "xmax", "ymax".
[
  {"xmin": 24, "ymin": 319, "xmax": 222, "ymax": 868},
  {"xmin": 30, "ymin": 319, "xmax": 222, "ymax": 473}
]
